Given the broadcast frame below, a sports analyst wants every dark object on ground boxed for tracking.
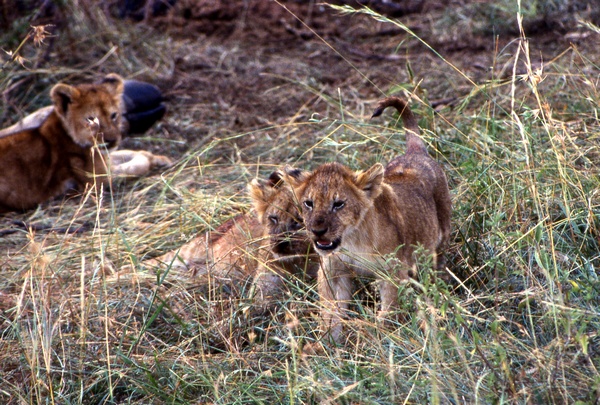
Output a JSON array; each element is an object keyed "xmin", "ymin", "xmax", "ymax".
[{"xmin": 123, "ymin": 80, "xmax": 167, "ymax": 136}]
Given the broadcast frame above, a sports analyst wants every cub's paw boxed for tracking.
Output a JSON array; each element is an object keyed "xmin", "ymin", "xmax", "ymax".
[
  {"xmin": 110, "ymin": 149, "xmax": 172, "ymax": 177},
  {"xmin": 149, "ymin": 153, "xmax": 173, "ymax": 169}
]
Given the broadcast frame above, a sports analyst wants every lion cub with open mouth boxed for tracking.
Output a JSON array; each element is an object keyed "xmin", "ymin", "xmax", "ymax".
[{"xmin": 285, "ymin": 97, "xmax": 452, "ymax": 346}]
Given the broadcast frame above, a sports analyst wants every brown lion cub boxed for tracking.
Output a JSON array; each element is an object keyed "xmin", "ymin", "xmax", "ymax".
[
  {"xmin": 0, "ymin": 74, "xmax": 171, "ymax": 213},
  {"xmin": 249, "ymin": 170, "xmax": 319, "ymax": 301},
  {"xmin": 133, "ymin": 171, "xmax": 318, "ymax": 299},
  {"xmin": 285, "ymin": 96, "xmax": 452, "ymax": 345}
]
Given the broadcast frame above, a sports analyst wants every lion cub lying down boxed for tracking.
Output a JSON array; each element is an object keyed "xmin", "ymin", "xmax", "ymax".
[
  {"xmin": 285, "ymin": 96, "xmax": 452, "ymax": 345},
  {"xmin": 131, "ymin": 171, "xmax": 318, "ymax": 300},
  {"xmin": 0, "ymin": 74, "xmax": 171, "ymax": 213}
]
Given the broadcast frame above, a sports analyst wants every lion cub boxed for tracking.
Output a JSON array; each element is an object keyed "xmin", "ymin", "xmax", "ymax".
[
  {"xmin": 285, "ymin": 97, "xmax": 451, "ymax": 344},
  {"xmin": 0, "ymin": 74, "xmax": 171, "ymax": 212},
  {"xmin": 133, "ymin": 171, "xmax": 318, "ymax": 299}
]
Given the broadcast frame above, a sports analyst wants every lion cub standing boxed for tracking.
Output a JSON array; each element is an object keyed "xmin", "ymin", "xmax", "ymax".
[
  {"xmin": 0, "ymin": 74, "xmax": 171, "ymax": 213},
  {"xmin": 285, "ymin": 97, "xmax": 451, "ymax": 345}
]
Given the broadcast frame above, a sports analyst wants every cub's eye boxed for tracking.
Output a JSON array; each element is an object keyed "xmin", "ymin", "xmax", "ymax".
[
  {"xmin": 303, "ymin": 200, "xmax": 313, "ymax": 210},
  {"xmin": 268, "ymin": 215, "xmax": 278, "ymax": 225},
  {"xmin": 110, "ymin": 112, "xmax": 119, "ymax": 121},
  {"xmin": 332, "ymin": 201, "xmax": 345, "ymax": 211}
]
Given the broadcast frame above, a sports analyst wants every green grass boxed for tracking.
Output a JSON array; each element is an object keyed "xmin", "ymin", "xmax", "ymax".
[{"xmin": 1, "ymin": 1, "xmax": 599, "ymax": 404}]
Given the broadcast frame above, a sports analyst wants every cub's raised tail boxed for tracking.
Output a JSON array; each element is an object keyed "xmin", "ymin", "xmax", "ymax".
[{"xmin": 371, "ymin": 96, "xmax": 427, "ymax": 155}]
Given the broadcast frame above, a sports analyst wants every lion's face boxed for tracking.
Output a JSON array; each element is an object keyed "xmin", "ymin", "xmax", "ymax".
[
  {"xmin": 51, "ymin": 73, "xmax": 125, "ymax": 149},
  {"xmin": 286, "ymin": 162, "xmax": 385, "ymax": 255},
  {"xmin": 248, "ymin": 171, "xmax": 312, "ymax": 259}
]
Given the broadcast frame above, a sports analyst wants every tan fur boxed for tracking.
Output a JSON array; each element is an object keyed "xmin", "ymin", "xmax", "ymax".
[
  {"xmin": 109, "ymin": 149, "xmax": 172, "ymax": 177},
  {"xmin": 248, "ymin": 171, "xmax": 319, "ymax": 301},
  {"xmin": 285, "ymin": 96, "xmax": 452, "ymax": 344},
  {"xmin": 133, "ymin": 171, "xmax": 318, "ymax": 299},
  {"xmin": 0, "ymin": 74, "xmax": 171, "ymax": 212}
]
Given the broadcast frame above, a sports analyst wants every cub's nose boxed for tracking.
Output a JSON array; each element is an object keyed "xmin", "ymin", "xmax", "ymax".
[{"xmin": 311, "ymin": 227, "xmax": 328, "ymax": 238}]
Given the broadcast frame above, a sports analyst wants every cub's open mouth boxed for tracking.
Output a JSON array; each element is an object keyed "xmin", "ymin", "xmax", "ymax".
[{"xmin": 314, "ymin": 238, "xmax": 341, "ymax": 251}]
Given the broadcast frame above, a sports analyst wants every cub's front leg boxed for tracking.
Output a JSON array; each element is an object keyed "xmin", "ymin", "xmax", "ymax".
[
  {"xmin": 251, "ymin": 263, "xmax": 286, "ymax": 303},
  {"xmin": 318, "ymin": 254, "xmax": 353, "ymax": 345},
  {"xmin": 69, "ymin": 149, "xmax": 111, "ymax": 193}
]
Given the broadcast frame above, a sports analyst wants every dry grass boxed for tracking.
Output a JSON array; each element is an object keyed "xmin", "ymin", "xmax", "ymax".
[{"xmin": 1, "ymin": 1, "xmax": 599, "ymax": 404}]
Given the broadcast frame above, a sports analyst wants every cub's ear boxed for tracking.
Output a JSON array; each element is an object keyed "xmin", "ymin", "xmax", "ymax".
[
  {"xmin": 248, "ymin": 178, "xmax": 275, "ymax": 218},
  {"xmin": 100, "ymin": 73, "xmax": 125, "ymax": 97},
  {"xmin": 354, "ymin": 163, "xmax": 384, "ymax": 199},
  {"xmin": 266, "ymin": 170, "xmax": 285, "ymax": 188},
  {"xmin": 50, "ymin": 83, "xmax": 80, "ymax": 118},
  {"xmin": 283, "ymin": 165, "xmax": 308, "ymax": 188}
]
